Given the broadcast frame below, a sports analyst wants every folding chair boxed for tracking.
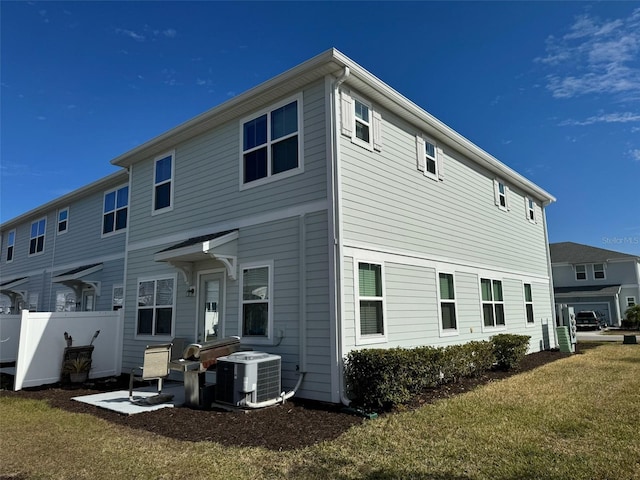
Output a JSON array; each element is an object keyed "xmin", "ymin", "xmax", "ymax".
[{"xmin": 129, "ymin": 343, "xmax": 174, "ymax": 405}]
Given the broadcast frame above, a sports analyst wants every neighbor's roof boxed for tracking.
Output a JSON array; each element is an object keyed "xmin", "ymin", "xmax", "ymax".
[
  {"xmin": 550, "ymin": 242, "xmax": 639, "ymax": 264},
  {"xmin": 554, "ymin": 284, "xmax": 622, "ymax": 297},
  {"xmin": 110, "ymin": 48, "xmax": 555, "ymax": 205}
]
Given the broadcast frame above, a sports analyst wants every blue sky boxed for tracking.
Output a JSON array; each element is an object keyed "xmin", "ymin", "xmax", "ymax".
[{"xmin": 1, "ymin": 1, "xmax": 639, "ymax": 254}]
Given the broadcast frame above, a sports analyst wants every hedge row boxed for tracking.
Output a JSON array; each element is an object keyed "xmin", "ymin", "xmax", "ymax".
[{"xmin": 344, "ymin": 334, "xmax": 530, "ymax": 410}]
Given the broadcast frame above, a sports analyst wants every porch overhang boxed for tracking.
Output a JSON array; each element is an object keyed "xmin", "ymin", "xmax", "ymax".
[
  {"xmin": 554, "ymin": 284, "xmax": 621, "ymax": 298},
  {"xmin": 52, "ymin": 263, "xmax": 103, "ymax": 296},
  {"xmin": 153, "ymin": 230, "xmax": 239, "ymax": 284},
  {"xmin": 0, "ymin": 277, "xmax": 29, "ymax": 302}
]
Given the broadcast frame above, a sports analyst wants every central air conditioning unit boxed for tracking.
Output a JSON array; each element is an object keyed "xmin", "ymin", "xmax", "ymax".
[{"xmin": 215, "ymin": 351, "xmax": 281, "ymax": 406}]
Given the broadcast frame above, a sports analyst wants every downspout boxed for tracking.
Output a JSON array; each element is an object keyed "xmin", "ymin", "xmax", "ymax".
[
  {"xmin": 542, "ymin": 206, "xmax": 558, "ymax": 349},
  {"xmin": 330, "ymin": 67, "xmax": 351, "ymax": 406}
]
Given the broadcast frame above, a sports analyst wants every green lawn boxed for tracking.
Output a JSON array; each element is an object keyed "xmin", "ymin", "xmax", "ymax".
[{"xmin": 1, "ymin": 343, "xmax": 639, "ymax": 480}]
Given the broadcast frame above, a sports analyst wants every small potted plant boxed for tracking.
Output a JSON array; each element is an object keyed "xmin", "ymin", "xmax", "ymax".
[{"xmin": 64, "ymin": 357, "xmax": 92, "ymax": 383}]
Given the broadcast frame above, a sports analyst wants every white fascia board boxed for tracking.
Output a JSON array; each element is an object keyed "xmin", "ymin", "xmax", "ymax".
[{"xmin": 52, "ymin": 264, "xmax": 103, "ymax": 283}]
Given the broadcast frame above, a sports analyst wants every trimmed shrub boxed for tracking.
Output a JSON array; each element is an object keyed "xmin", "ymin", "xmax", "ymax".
[
  {"xmin": 492, "ymin": 334, "xmax": 530, "ymax": 370},
  {"xmin": 624, "ymin": 305, "xmax": 640, "ymax": 329},
  {"xmin": 344, "ymin": 340, "xmax": 497, "ymax": 410}
]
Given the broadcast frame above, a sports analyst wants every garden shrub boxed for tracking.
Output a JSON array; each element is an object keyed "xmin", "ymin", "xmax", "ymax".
[
  {"xmin": 623, "ymin": 305, "xmax": 640, "ymax": 329},
  {"xmin": 344, "ymin": 340, "xmax": 497, "ymax": 410},
  {"xmin": 491, "ymin": 334, "xmax": 530, "ymax": 370}
]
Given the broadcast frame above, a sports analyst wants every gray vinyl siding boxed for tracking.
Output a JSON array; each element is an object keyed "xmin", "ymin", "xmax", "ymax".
[
  {"xmin": 552, "ymin": 261, "xmax": 638, "ymax": 286},
  {"xmin": 0, "ymin": 175, "xmax": 127, "ymax": 313},
  {"xmin": 343, "ymin": 256, "xmax": 554, "ymax": 353},
  {"xmin": 127, "ymin": 80, "xmax": 328, "ymax": 245},
  {"xmin": 122, "ymin": 212, "xmax": 333, "ymax": 402},
  {"xmin": 339, "ymin": 92, "xmax": 549, "ymax": 277}
]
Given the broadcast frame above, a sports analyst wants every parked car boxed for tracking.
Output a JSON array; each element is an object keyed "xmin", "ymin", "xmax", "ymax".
[{"xmin": 575, "ymin": 311, "xmax": 602, "ymax": 330}]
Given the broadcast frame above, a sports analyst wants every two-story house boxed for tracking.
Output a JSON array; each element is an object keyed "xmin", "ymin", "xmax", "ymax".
[
  {"xmin": 550, "ymin": 242, "xmax": 640, "ymax": 326},
  {"xmin": 109, "ymin": 48, "xmax": 556, "ymax": 404},
  {"xmin": 0, "ymin": 170, "xmax": 129, "ymax": 313}
]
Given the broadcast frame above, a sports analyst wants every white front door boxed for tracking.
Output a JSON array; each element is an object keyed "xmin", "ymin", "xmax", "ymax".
[{"xmin": 198, "ymin": 272, "xmax": 225, "ymax": 343}]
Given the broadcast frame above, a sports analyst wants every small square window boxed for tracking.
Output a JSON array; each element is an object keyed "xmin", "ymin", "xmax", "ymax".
[
  {"xmin": 575, "ymin": 265, "xmax": 587, "ymax": 281},
  {"xmin": 593, "ymin": 263, "xmax": 606, "ymax": 280}
]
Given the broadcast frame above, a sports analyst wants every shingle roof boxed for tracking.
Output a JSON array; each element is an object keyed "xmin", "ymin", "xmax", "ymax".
[
  {"xmin": 549, "ymin": 242, "xmax": 639, "ymax": 264},
  {"xmin": 554, "ymin": 285, "xmax": 621, "ymax": 296},
  {"xmin": 55, "ymin": 263, "xmax": 102, "ymax": 277}
]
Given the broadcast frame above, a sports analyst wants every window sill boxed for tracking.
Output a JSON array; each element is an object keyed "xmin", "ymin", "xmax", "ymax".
[
  {"xmin": 152, "ymin": 206, "xmax": 174, "ymax": 216},
  {"xmin": 355, "ymin": 334, "xmax": 387, "ymax": 346},
  {"xmin": 239, "ymin": 167, "xmax": 303, "ymax": 191},
  {"xmin": 439, "ymin": 329, "xmax": 459, "ymax": 338}
]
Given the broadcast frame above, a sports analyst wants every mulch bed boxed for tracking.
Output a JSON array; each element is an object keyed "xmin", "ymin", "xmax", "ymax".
[{"xmin": 0, "ymin": 349, "xmax": 572, "ymax": 451}]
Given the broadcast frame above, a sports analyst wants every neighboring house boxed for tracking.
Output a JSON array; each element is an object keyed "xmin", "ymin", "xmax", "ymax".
[
  {"xmin": 110, "ymin": 48, "xmax": 557, "ymax": 404},
  {"xmin": 0, "ymin": 170, "xmax": 129, "ymax": 314},
  {"xmin": 550, "ymin": 242, "xmax": 640, "ymax": 326}
]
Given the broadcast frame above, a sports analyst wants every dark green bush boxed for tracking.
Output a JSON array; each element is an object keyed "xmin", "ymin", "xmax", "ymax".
[
  {"xmin": 491, "ymin": 334, "xmax": 530, "ymax": 370},
  {"xmin": 344, "ymin": 340, "xmax": 497, "ymax": 410}
]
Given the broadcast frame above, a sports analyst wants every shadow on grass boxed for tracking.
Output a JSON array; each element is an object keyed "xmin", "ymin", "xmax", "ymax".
[{"xmin": 575, "ymin": 342, "xmax": 608, "ymax": 354}]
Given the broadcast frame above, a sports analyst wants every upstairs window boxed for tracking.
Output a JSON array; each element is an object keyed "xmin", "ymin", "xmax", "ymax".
[
  {"xmin": 593, "ymin": 263, "xmax": 606, "ymax": 280},
  {"xmin": 526, "ymin": 198, "xmax": 536, "ymax": 223},
  {"xmin": 6, "ymin": 230, "xmax": 15, "ymax": 262},
  {"xmin": 241, "ymin": 96, "xmax": 302, "ymax": 187},
  {"xmin": 494, "ymin": 179, "xmax": 510, "ymax": 211},
  {"xmin": 57, "ymin": 208, "xmax": 69, "ymax": 234},
  {"xmin": 627, "ymin": 297, "xmax": 636, "ymax": 308},
  {"xmin": 340, "ymin": 90, "xmax": 382, "ymax": 151},
  {"xmin": 439, "ymin": 273, "xmax": 457, "ymax": 332},
  {"xmin": 154, "ymin": 152, "xmax": 174, "ymax": 212},
  {"xmin": 575, "ymin": 265, "xmax": 587, "ymax": 281},
  {"xmin": 481, "ymin": 278, "xmax": 505, "ymax": 328},
  {"xmin": 103, "ymin": 185, "xmax": 129, "ymax": 235},
  {"xmin": 29, "ymin": 218, "xmax": 46, "ymax": 255},
  {"xmin": 524, "ymin": 283, "xmax": 534, "ymax": 324}
]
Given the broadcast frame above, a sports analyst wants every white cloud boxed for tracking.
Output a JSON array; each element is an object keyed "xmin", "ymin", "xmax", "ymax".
[
  {"xmin": 116, "ymin": 28, "xmax": 145, "ymax": 42},
  {"xmin": 115, "ymin": 25, "xmax": 177, "ymax": 42},
  {"xmin": 630, "ymin": 149, "xmax": 640, "ymax": 161},
  {"xmin": 559, "ymin": 112, "xmax": 640, "ymax": 126},
  {"xmin": 536, "ymin": 8, "xmax": 640, "ymax": 100}
]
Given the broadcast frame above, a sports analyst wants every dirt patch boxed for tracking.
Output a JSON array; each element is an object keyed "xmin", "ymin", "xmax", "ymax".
[{"xmin": 0, "ymin": 350, "xmax": 570, "ymax": 451}]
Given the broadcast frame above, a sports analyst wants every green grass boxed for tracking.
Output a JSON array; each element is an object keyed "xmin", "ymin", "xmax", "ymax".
[{"xmin": 2, "ymin": 343, "xmax": 640, "ymax": 480}]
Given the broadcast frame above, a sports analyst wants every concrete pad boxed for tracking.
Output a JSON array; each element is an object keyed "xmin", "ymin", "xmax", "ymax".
[{"xmin": 72, "ymin": 383, "xmax": 185, "ymax": 415}]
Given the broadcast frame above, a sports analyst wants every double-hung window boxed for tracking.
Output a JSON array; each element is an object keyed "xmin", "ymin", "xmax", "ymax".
[
  {"xmin": 627, "ymin": 297, "xmax": 636, "ymax": 307},
  {"xmin": 575, "ymin": 265, "xmax": 587, "ymax": 281},
  {"xmin": 439, "ymin": 273, "xmax": 457, "ymax": 332},
  {"xmin": 494, "ymin": 179, "xmax": 509, "ymax": 211},
  {"xmin": 415, "ymin": 136, "xmax": 443, "ymax": 181},
  {"xmin": 103, "ymin": 185, "xmax": 128, "ymax": 235},
  {"xmin": 241, "ymin": 96, "xmax": 302, "ymax": 187},
  {"xmin": 357, "ymin": 262, "xmax": 385, "ymax": 339},
  {"xmin": 241, "ymin": 263, "xmax": 272, "ymax": 339},
  {"xmin": 341, "ymin": 90, "xmax": 382, "ymax": 151},
  {"xmin": 481, "ymin": 278, "xmax": 505, "ymax": 328},
  {"xmin": 112, "ymin": 285, "xmax": 124, "ymax": 311},
  {"xmin": 29, "ymin": 218, "xmax": 46, "ymax": 255},
  {"xmin": 593, "ymin": 263, "xmax": 606, "ymax": 280},
  {"xmin": 6, "ymin": 230, "xmax": 15, "ymax": 262},
  {"xmin": 57, "ymin": 208, "xmax": 69, "ymax": 234},
  {"xmin": 154, "ymin": 152, "xmax": 174, "ymax": 212},
  {"xmin": 136, "ymin": 277, "xmax": 175, "ymax": 337},
  {"xmin": 524, "ymin": 283, "xmax": 534, "ymax": 324},
  {"xmin": 526, "ymin": 198, "xmax": 536, "ymax": 223}
]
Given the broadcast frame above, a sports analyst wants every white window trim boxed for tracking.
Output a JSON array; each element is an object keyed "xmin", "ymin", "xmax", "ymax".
[
  {"xmin": 134, "ymin": 274, "xmax": 177, "ymax": 341},
  {"xmin": 6, "ymin": 229, "xmax": 15, "ymax": 263},
  {"xmin": 28, "ymin": 217, "xmax": 47, "ymax": 257},
  {"xmin": 112, "ymin": 284, "xmax": 124, "ymax": 311},
  {"xmin": 102, "ymin": 184, "xmax": 129, "ymax": 238},
  {"xmin": 354, "ymin": 259, "xmax": 387, "ymax": 345},
  {"xmin": 627, "ymin": 296, "xmax": 636, "ymax": 307},
  {"xmin": 416, "ymin": 135, "xmax": 445, "ymax": 182},
  {"xmin": 437, "ymin": 271, "xmax": 458, "ymax": 337},
  {"xmin": 479, "ymin": 277, "xmax": 507, "ymax": 332},
  {"xmin": 493, "ymin": 179, "xmax": 510, "ymax": 212},
  {"xmin": 57, "ymin": 207, "xmax": 69, "ymax": 235},
  {"xmin": 239, "ymin": 260, "xmax": 274, "ymax": 345},
  {"xmin": 575, "ymin": 264, "xmax": 588, "ymax": 281},
  {"xmin": 593, "ymin": 263, "xmax": 606, "ymax": 280},
  {"xmin": 341, "ymin": 90, "xmax": 382, "ymax": 152},
  {"xmin": 523, "ymin": 282, "xmax": 535, "ymax": 327},
  {"xmin": 525, "ymin": 197, "xmax": 536, "ymax": 224},
  {"xmin": 152, "ymin": 150, "xmax": 175, "ymax": 215},
  {"xmin": 239, "ymin": 93, "xmax": 304, "ymax": 191}
]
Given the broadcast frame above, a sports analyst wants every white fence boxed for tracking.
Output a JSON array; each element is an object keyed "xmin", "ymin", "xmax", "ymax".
[{"xmin": 1, "ymin": 310, "xmax": 123, "ymax": 390}]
